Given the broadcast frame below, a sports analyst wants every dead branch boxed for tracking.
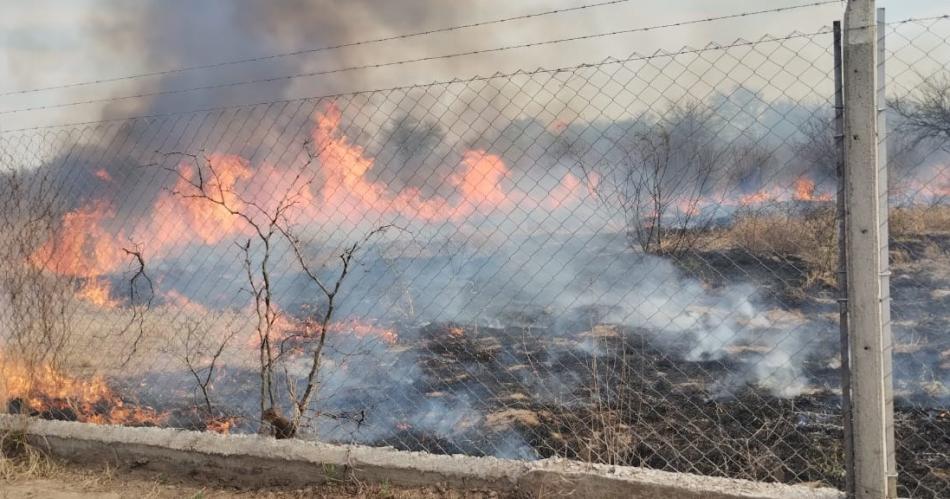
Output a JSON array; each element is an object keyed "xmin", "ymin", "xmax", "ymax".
[
  {"xmin": 605, "ymin": 103, "xmax": 723, "ymax": 255},
  {"xmin": 117, "ymin": 246, "xmax": 154, "ymax": 367},
  {"xmin": 151, "ymin": 142, "xmax": 385, "ymax": 438},
  {"xmin": 178, "ymin": 318, "xmax": 240, "ymax": 422},
  {"xmin": 892, "ymin": 73, "xmax": 950, "ymax": 146},
  {"xmin": 279, "ymin": 225, "xmax": 392, "ymax": 437}
]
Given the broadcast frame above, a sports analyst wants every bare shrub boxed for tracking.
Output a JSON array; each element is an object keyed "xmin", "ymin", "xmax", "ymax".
[
  {"xmin": 157, "ymin": 147, "xmax": 388, "ymax": 438},
  {"xmin": 173, "ymin": 317, "xmax": 240, "ymax": 431},
  {"xmin": 157, "ymin": 150, "xmax": 303, "ymax": 434},
  {"xmin": 892, "ymin": 72, "xmax": 950, "ymax": 144},
  {"xmin": 605, "ymin": 102, "xmax": 725, "ymax": 255},
  {"xmin": 0, "ymin": 156, "xmax": 80, "ymax": 405},
  {"xmin": 279, "ymin": 225, "xmax": 390, "ymax": 437}
]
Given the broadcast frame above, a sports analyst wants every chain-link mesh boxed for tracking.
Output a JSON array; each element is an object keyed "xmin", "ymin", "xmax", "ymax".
[
  {"xmin": 0, "ymin": 16, "xmax": 948, "ymax": 496},
  {"xmin": 885, "ymin": 16, "xmax": 950, "ymax": 499}
]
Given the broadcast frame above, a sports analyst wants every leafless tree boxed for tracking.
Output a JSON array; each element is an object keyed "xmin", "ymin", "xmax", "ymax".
[
  {"xmin": 157, "ymin": 145, "xmax": 387, "ymax": 438},
  {"xmin": 608, "ymin": 103, "xmax": 724, "ymax": 255},
  {"xmin": 892, "ymin": 73, "xmax": 950, "ymax": 145},
  {"xmin": 278, "ymin": 224, "xmax": 390, "ymax": 437},
  {"xmin": 156, "ymin": 149, "xmax": 304, "ymax": 431},
  {"xmin": 889, "ymin": 78, "xmax": 948, "ymax": 203},
  {"xmin": 797, "ymin": 113, "xmax": 837, "ymax": 183}
]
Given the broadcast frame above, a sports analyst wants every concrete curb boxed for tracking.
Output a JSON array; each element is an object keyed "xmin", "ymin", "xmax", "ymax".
[{"xmin": 0, "ymin": 415, "xmax": 843, "ymax": 499}]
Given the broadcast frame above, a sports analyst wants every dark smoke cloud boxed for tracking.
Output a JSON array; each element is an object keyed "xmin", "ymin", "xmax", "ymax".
[{"xmin": 90, "ymin": 0, "xmax": 460, "ymax": 119}]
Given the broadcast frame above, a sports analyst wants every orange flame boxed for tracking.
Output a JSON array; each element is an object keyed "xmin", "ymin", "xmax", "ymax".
[
  {"xmin": 0, "ymin": 352, "xmax": 166, "ymax": 426},
  {"xmin": 173, "ymin": 154, "xmax": 254, "ymax": 245},
  {"xmin": 310, "ymin": 105, "xmax": 447, "ymax": 222},
  {"xmin": 257, "ymin": 310, "xmax": 399, "ymax": 350},
  {"xmin": 26, "ymin": 104, "xmax": 585, "ymax": 309},
  {"xmin": 453, "ymin": 150, "xmax": 510, "ymax": 212},
  {"xmin": 327, "ymin": 318, "xmax": 399, "ymax": 344},
  {"xmin": 30, "ymin": 201, "xmax": 124, "ymax": 277},
  {"xmin": 146, "ymin": 153, "xmax": 256, "ymax": 247},
  {"xmin": 308, "ymin": 104, "xmax": 585, "ymax": 223},
  {"xmin": 29, "ymin": 202, "xmax": 125, "ymax": 308},
  {"xmin": 898, "ymin": 171, "xmax": 950, "ymax": 202},
  {"xmin": 204, "ymin": 416, "xmax": 238, "ymax": 434},
  {"xmin": 793, "ymin": 178, "xmax": 832, "ymax": 202},
  {"xmin": 94, "ymin": 169, "xmax": 112, "ymax": 182},
  {"xmin": 737, "ymin": 187, "xmax": 782, "ymax": 206},
  {"xmin": 76, "ymin": 278, "xmax": 117, "ymax": 308}
]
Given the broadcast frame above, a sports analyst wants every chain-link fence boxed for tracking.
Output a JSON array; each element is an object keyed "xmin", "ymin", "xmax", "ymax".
[
  {"xmin": 0, "ymin": 13, "xmax": 948, "ymax": 497},
  {"xmin": 884, "ymin": 16, "xmax": 950, "ymax": 499}
]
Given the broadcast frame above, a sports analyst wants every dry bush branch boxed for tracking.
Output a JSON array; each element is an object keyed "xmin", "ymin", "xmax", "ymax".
[
  {"xmin": 279, "ymin": 224, "xmax": 392, "ymax": 437},
  {"xmin": 602, "ymin": 102, "xmax": 727, "ymax": 255},
  {"xmin": 176, "ymin": 317, "xmax": 240, "ymax": 430},
  {"xmin": 892, "ymin": 72, "xmax": 950, "ymax": 146},
  {"xmin": 116, "ymin": 246, "xmax": 154, "ymax": 367},
  {"xmin": 0, "ymin": 155, "xmax": 81, "ymax": 405},
  {"xmin": 155, "ymin": 144, "xmax": 389, "ymax": 439},
  {"xmin": 155, "ymin": 149, "xmax": 311, "ymax": 432}
]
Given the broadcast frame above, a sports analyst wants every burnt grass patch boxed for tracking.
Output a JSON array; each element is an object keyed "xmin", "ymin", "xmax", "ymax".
[
  {"xmin": 10, "ymin": 314, "xmax": 949, "ymax": 497},
  {"xmin": 402, "ymin": 323, "xmax": 850, "ymax": 485},
  {"xmin": 9, "ymin": 232, "xmax": 950, "ymax": 497},
  {"xmin": 658, "ymin": 230, "xmax": 950, "ymax": 497},
  {"xmin": 389, "ymin": 320, "xmax": 946, "ymax": 497}
]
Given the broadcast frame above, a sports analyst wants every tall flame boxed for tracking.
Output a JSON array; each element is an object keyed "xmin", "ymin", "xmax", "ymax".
[
  {"xmin": 308, "ymin": 105, "xmax": 581, "ymax": 223},
  {"xmin": 453, "ymin": 150, "xmax": 510, "ymax": 212},
  {"xmin": 30, "ymin": 103, "xmax": 590, "ymax": 299},
  {"xmin": 76, "ymin": 278, "xmax": 118, "ymax": 308},
  {"xmin": 30, "ymin": 201, "xmax": 124, "ymax": 277},
  {"xmin": 146, "ymin": 153, "xmax": 256, "ymax": 247},
  {"xmin": 793, "ymin": 178, "xmax": 832, "ymax": 202}
]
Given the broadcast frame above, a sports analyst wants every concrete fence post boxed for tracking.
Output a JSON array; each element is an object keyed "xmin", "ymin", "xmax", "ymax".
[
  {"xmin": 833, "ymin": 20, "xmax": 855, "ymax": 499},
  {"xmin": 842, "ymin": 0, "xmax": 895, "ymax": 497}
]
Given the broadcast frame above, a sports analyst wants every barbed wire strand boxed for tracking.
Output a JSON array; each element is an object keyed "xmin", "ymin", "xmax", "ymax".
[
  {"xmin": 0, "ymin": 0, "xmax": 843, "ymax": 99},
  {"xmin": 6, "ymin": 12, "xmax": 947, "ymax": 135},
  {"xmin": 0, "ymin": 1, "xmax": 850, "ymax": 117},
  {"xmin": 1, "ymin": 29, "xmax": 833, "ymax": 133}
]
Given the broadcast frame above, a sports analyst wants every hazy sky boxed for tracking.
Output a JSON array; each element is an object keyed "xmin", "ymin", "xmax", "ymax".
[{"xmin": 0, "ymin": 0, "xmax": 943, "ymax": 130}]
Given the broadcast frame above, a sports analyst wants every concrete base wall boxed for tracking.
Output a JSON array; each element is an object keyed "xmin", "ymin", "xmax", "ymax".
[{"xmin": 0, "ymin": 415, "xmax": 843, "ymax": 499}]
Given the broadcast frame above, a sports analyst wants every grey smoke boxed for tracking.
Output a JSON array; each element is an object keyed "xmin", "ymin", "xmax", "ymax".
[{"xmin": 87, "ymin": 0, "xmax": 464, "ymax": 119}]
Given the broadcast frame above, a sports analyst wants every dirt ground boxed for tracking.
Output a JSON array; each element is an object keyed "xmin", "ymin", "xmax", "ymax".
[{"xmin": 0, "ymin": 461, "xmax": 505, "ymax": 499}]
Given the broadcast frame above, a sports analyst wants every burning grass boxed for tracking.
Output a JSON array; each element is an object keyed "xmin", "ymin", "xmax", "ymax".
[
  {"xmin": 3, "ymin": 104, "xmax": 949, "ymax": 497},
  {"xmin": 2, "ymin": 291, "xmax": 948, "ymax": 496},
  {"xmin": 0, "ymin": 352, "xmax": 166, "ymax": 426},
  {"xmin": 400, "ymin": 323, "xmax": 847, "ymax": 484}
]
